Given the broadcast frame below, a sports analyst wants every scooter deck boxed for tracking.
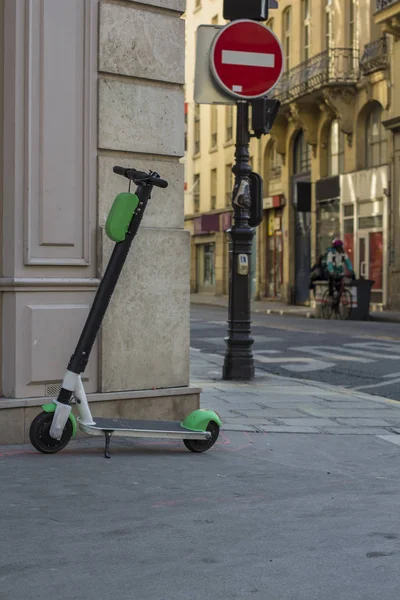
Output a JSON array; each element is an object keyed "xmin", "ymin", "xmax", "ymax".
[{"xmin": 79, "ymin": 417, "xmax": 210, "ymax": 440}]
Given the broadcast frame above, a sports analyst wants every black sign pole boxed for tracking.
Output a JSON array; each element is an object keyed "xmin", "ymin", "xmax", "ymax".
[{"xmin": 222, "ymin": 100, "xmax": 255, "ymax": 381}]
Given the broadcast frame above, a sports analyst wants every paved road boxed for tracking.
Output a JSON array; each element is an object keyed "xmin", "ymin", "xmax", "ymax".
[
  {"xmin": 2, "ymin": 431, "xmax": 400, "ymax": 600},
  {"xmin": 191, "ymin": 305, "xmax": 400, "ymax": 400}
]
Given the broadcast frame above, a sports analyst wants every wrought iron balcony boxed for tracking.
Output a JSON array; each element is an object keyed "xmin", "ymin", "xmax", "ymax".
[
  {"xmin": 270, "ymin": 48, "xmax": 359, "ymax": 105},
  {"xmin": 360, "ymin": 36, "xmax": 389, "ymax": 75},
  {"xmin": 376, "ymin": 0, "xmax": 400, "ymax": 11}
]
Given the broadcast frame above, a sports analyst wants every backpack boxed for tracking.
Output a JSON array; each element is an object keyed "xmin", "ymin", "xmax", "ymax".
[{"xmin": 309, "ymin": 254, "xmax": 326, "ymax": 288}]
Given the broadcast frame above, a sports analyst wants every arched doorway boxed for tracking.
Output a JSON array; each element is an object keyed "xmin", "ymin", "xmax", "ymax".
[{"xmin": 292, "ymin": 130, "xmax": 311, "ymax": 304}]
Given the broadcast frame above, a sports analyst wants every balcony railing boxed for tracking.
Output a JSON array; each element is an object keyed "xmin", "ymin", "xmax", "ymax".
[
  {"xmin": 270, "ymin": 48, "xmax": 359, "ymax": 105},
  {"xmin": 376, "ymin": 0, "xmax": 400, "ymax": 11},
  {"xmin": 360, "ymin": 36, "xmax": 389, "ymax": 75}
]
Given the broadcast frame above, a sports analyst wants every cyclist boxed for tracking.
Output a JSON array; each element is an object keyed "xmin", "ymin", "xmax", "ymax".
[{"xmin": 322, "ymin": 238, "xmax": 355, "ymax": 297}]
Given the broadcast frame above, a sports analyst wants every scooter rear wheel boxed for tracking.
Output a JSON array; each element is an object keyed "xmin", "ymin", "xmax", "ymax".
[
  {"xmin": 29, "ymin": 411, "xmax": 73, "ymax": 454},
  {"xmin": 183, "ymin": 421, "xmax": 220, "ymax": 453}
]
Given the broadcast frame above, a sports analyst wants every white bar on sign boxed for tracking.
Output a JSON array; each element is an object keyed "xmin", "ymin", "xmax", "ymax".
[
  {"xmin": 232, "ymin": 85, "xmax": 243, "ymax": 92},
  {"xmin": 222, "ymin": 50, "xmax": 275, "ymax": 68}
]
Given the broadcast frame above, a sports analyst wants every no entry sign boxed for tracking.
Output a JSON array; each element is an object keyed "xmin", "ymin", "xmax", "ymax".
[{"xmin": 210, "ymin": 19, "xmax": 283, "ymax": 100}]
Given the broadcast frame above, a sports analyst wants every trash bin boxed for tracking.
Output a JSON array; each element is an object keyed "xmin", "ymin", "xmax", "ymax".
[
  {"xmin": 349, "ymin": 279, "xmax": 375, "ymax": 321},
  {"xmin": 314, "ymin": 279, "xmax": 374, "ymax": 320}
]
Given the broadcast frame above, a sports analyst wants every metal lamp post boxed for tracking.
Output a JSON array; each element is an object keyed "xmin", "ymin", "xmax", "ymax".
[{"xmin": 223, "ymin": 101, "xmax": 255, "ymax": 380}]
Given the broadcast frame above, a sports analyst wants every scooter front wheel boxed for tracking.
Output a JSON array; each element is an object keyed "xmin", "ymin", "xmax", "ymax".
[
  {"xmin": 29, "ymin": 411, "xmax": 73, "ymax": 454},
  {"xmin": 183, "ymin": 421, "xmax": 220, "ymax": 453}
]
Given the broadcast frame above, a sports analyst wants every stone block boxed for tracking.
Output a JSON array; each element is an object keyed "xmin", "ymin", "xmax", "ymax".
[
  {"xmin": 98, "ymin": 78, "xmax": 184, "ymax": 157},
  {"xmin": 100, "ymin": 4, "xmax": 184, "ymax": 84},
  {"xmin": 98, "ymin": 156, "xmax": 184, "ymax": 230},
  {"xmin": 124, "ymin": 0, "xmax": 185, "ymax": 13},
  {"xmin": 0, "ymin": 408, "xmax": 25, "ymax": 444},
  {"xmin": 100, "ymin": 228, "xmax": 190, "ymax": 392}
]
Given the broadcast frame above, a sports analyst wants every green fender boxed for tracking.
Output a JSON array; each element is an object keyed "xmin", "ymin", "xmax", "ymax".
[
  {"xmin": 181, "ymin": 409, "xmax": 222, "ymax": 432},
  {"xmin": 42, "ymin": 403, "xmax": 77, "ymax": 438}
]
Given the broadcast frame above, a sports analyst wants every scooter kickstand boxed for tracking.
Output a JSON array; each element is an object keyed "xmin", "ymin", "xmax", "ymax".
[{"xmin": 104, "ymin": 431, "xmax": 112, "ymax": 459}]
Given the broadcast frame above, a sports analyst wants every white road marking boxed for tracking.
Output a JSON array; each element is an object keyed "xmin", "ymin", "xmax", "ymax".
[
  {"xmin": 377, "ymin": 435, "xmax": 400, "ymax": 447},
  {"xmin": 383, "ymin": 372, "xmax": 400, "ymax": 378},
  {"xmin": 352, "ymin": 377, "xmax": 400, "ymax": 391},
  {"xmin": 346, "ymin": 342, "xmax": 400, "ymax": 353},
  {"xmin": 340, "ymin": 345, "xmax": 400, "ymax": 360},
  {"xmin": 253, "ymin": 356, "xmax": 334, "ymax": 372},
  {"xmin": 222, "ymin": 50, "xmax": 275, "ymax": 68},
  {"xmin": 290, "ymin": 345, "xmax": 374, "ymax": 363}
]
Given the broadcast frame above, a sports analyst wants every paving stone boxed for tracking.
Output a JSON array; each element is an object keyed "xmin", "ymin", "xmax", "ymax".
[
  {"xmin": 299, "ymin": 408, "xmax": 400, "ymax": 418},
  {"xmin": 335, "ymin": 418, "xmax": 396, "ymax": 427},
  {"xmin": 315, "ymin": 401, "xmax": 394, "ymax": 410},
  {"xmin": 233, "ymin": 408, "xmax": 308, "ymax": 419},
  {"xmin": 322, "ymin": 428, "xmax": 394, "ymax": 435},
  {"xmin": 255, "ymin": 425, "xmax": 322, "ymax": 434},
  {"xmin": 222, "ymin": 417, "xmax": 280, "ymax": 425},
  {"xmin": 220, "ymin": 424, "xmax": 258, "ymax": 432},
  {"xmin": 278, "ymin": 418, "xmax": 341, "ymax": 428}
]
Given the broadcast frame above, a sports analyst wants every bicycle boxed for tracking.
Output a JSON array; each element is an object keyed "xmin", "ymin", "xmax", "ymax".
[{"xmin": 321, "ymin": 276, "xmax": 353, "ymax": 320}]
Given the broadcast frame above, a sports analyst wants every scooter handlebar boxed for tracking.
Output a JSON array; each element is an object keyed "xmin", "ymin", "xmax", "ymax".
[{"xmin": 113, "ymin": 166, "xmax": 168, "ymax": 189}]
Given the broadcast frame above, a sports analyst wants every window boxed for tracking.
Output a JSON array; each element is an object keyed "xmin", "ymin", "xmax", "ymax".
[
  {"xmin": 203, "ymin": 244, "xmax": 215, "ymax": 286},
  {"xmin": 302, "ymin": 0, "xmax": 311, "ymax": 61},
  {"xmin": 266, "ymin": 18, "xmax": 274, "ymax": 31},
  {"xmin": 210, "ymin": 105, "xmax": 218, "ymax": 148},
  {"xmin": 195, "ymin": 0, "xmax": 201, "ymax": 9},
  {"xmin": 324, "ymin": 0, "xmax": 333, "ymax": 50},
  {"xmin": 210, "ymin": 169, "xmax": 217, "ymax": 210},
  {"xmin": 270, "ymin": 142, "xmax": 282, "ymax": 179},
  {"xmin": 193, "ymin": 174, "xmax": 200, "ymax": 212},
  {"xmin": 328, "ymin": 120, "xmax": 345, "ymax": 176},
  {"xmin": 366, "ymin": 104, "xmax": 387, "ymax": 168},
  {"xmin": 225, "ymin": 163, "xmax": 234, "ymax": 206},
  {"xmin": 211, "ymin": 14, "xmax": 218, "ymax": 25},
  {"xmin": 194, "ymin": 105, "xmax": 200, "ymax": 155},
  {"xmin": 225, "ymin": 105, "xmax": 233, "ymax": 142},
  {"xmin": 293, "ymin": 130, "xmax": 311, "ymax": 174},
  {"xmin": 317, "ymin": 199, "xmax": 340, "ymax": 258},
  {"xmin": 282, "ymin": 8, "xmax": 292, "ymax": 72}
]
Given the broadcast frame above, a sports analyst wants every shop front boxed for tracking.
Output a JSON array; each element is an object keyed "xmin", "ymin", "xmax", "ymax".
[
  {"xmin": 192, "ymin": 211, "xmax": 233, "ymax": 296},
  {"xmin": 341, "ymin": 167, "xmax": 389, "ymax": 306},
  {"xmin": 263, "ymin": 195, "xmax": 285, "ymax": 299}
]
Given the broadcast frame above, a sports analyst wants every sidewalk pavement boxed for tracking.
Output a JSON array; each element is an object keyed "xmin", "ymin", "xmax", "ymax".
[
  {"xmin": 190, "ymin": 292, "xmax": 400, "ymax": 323},
  {"xmin": 192, "ymin": 348, "xmax": 400, "ymax": 440}
]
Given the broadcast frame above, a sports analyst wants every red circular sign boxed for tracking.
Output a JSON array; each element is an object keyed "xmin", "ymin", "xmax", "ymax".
[{"xmin": 210, "ymin": 20, "xmax": 283, "ymax": 100}]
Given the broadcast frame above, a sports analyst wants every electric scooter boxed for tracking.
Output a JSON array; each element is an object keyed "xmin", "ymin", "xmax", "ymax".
[{"xmin": 29, "ymin": 166, "xmax": 221, "ymax": 458}]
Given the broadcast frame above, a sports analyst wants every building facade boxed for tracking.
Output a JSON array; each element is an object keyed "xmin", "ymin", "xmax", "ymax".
[
  {"xmin": 374, "ymin": 0, "xmax": 400, "ymax": 308},
  {"xmin": 0, "ymin": 0, "xmax": 196, "ymax": 444},
  {"xmin": 184, "ymin": 0, "xmax": 395, "ymax": 308}
]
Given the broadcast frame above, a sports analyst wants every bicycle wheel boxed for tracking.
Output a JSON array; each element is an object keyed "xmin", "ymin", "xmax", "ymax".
[
  {"xmin": 321, "ymin": 289, "xmax": 334, "ymax": 319},
  {"xmin": 338, "ymin": 289, "xmax": 352, "ymax": 320}
]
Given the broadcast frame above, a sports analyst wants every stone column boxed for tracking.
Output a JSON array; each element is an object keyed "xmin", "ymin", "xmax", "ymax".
[{"xmin": 97, "ymin": 0, "xmax": 189, "ymax": 392}]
